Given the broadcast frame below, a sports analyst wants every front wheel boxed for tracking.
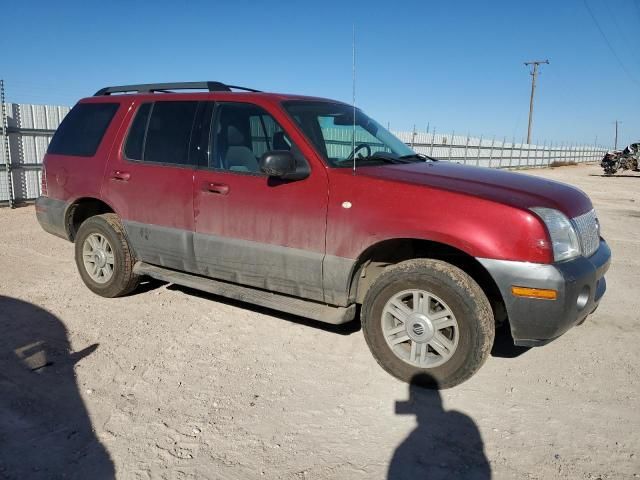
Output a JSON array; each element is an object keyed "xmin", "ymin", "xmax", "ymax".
[
  {"xmin": 361, "ymin": 259, "xmax": 495, "ymax": 389},
  {"xmin": 74, "ymin": 213, "xmax": 140, "ymax": 298}
]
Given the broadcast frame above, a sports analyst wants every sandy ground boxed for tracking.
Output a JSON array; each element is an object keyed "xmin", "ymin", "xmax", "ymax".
[{"xmin": 0, "ymin": 163, "xmax": 638, "ymax": 479}]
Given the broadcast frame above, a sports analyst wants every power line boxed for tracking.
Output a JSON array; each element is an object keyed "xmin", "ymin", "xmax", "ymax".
[
  {"xmin": 601, "ymin": 0, "xmax": 639, "ymax": 62},
  {"xmin": 583, "ymin": 0, "xmax": 640, "ymax": 85}
]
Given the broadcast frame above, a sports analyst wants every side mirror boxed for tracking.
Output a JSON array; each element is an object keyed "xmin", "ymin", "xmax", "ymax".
[{"xmin": 259, "ymin": 150, "xmax": 297, "ymax": 177}]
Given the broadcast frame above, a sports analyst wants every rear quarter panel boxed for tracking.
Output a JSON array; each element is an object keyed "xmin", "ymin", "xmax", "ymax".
[{"xmin": 43, "ymin": 98, "xmax": 129, "ymax": 206}]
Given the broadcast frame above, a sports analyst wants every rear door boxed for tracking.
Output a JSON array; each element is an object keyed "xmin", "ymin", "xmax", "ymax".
[
  {"xmin": 192, "ymin": 101, "xmax": 329, "ymax": 302},
  {"xmin": 103, "ymin": 99, "xmax": 202, "ymax": 271}
]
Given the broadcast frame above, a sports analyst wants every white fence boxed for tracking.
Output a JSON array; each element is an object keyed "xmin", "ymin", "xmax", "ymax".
[
  {"xmin": 322, "ymin": 128, "xmax": 606, "ymax": 169},
  {"xmin": 1, "ymin": 103, "xmax": 70, "ymax": 206},
  {"xmin": 393, "ymin": 131, "xmax": 605, "ymax": 168},
  {"xmin": 1, "ymin": 102, "xmax": 607, "ymax": 206}
]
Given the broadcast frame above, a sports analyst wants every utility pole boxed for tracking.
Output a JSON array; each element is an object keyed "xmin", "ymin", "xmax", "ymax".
[
  {"xmin": 524, "ymin": 59, "xmax": 549, "ymax": 144},
  {"xmin": 1, "ymin": 79, "xmax": 14, "ymax": 208},
  {"xmin": 613, "ymin": 120, "xmax": 620, "ymax": 150}
]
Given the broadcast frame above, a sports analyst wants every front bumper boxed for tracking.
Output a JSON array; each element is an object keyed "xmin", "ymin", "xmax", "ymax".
[{"xmin": 478, "ymin": 240, "xmax": 611, "ymax": 346}]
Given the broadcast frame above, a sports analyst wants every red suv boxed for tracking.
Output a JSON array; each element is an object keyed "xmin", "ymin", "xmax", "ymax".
[{"xmin": 36, "ymin": 82, "xmax": 611, "ymax": 388}]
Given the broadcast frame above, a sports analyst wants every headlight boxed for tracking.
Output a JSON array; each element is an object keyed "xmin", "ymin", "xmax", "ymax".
[{"xmin": 530, "ymin": 207, "xmax": 581, "ymax": 262}]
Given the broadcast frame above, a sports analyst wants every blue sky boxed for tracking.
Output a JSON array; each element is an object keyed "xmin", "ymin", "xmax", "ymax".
[{"xmin": 3, "ymin": 0, "xmax": 639, "ymax": 147}]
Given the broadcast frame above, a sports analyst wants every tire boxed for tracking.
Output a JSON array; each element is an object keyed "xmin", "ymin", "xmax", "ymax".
[
  {"xmin": 361, "ymin": 259, "xmax": 494, "ymax": 389},
  {"xmin": 74, "ymin": 213, "xmax": 140, "ymax": 298}
]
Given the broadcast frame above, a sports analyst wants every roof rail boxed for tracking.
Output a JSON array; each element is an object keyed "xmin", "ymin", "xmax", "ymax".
[{"xmin": 94, "ymin": 81, "xmax": 261, "ymax": 96}]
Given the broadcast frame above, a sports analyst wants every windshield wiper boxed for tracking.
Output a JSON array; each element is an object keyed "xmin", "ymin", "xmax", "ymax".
[
  {"xmin": 340, "ymin": 151, "xmax": 409, "ymax": 165},
  {"xmin": 398, "ymin": 153, "xmax": 439, "ymax": 162},
  {"xmin": 340, "ymin": 151, "xmax": 429, "ymax": 166},
  {"xmin": 363, "ymin": 152, "xmax": 411, "ymax": 163}
]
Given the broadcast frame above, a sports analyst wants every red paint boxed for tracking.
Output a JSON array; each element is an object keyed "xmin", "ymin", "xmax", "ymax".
[
  {"xmin": 43, "ymin": 91, "xmax": 596, "ymax": 265},
  {"xmin": 326, "ymin": 166, "xmax": 555, "ymax": 263}
]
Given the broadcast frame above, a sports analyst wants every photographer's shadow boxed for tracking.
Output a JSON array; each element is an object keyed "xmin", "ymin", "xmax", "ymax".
[
  {"xmin": 0, "ymin": 295, "xmax": 114, "ymax": 479},
  {"xmin": 389, "ymin": 374, "xmax": 491, "ymax": 479}
]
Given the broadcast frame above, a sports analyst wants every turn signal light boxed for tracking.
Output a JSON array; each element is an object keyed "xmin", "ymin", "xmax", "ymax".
[{"xmin": 511, "ymin": 286, "xmax": 558, "ymax": 300}]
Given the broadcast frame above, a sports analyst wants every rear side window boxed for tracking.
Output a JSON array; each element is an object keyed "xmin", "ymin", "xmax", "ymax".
[
  {"xmin": 131, "ymin": 101, "xmax": 198, "ymax": 165},
  {"xmin": 47, "ymin": 102, "xmax": 119, "ymax": 156},
  {"xmin": 123, "ymin": 103, "xmax": 151, "ymax": 161}
]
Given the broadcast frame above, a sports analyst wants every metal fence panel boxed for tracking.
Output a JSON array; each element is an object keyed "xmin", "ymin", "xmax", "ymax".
[
  {"xmin": 1, "ymin": 102, "xmax": 70, "ymax": 205},
  {"xmin": 11, "ymin": 168, "xmax": 41, "ymax": 201},
  {"xmin": 388, "ymin": 130, "xmax": 606, "ymax": 168},
  {"xmin": 0, "ymin": 169, "xmax": 10, "ymax": 203}
]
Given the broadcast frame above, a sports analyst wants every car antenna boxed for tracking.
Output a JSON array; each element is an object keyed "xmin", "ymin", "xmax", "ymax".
[{"xmin": 352, "ymin": 24, "xmax": 357, "ymax": 175}]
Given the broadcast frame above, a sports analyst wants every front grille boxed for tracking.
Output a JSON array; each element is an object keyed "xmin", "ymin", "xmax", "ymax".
[{"xmin": 573, "ymin": 209, "xmax": 600, "ymax": 258}]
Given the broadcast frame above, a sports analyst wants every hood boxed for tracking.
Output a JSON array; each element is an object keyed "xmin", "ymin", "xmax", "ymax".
[{"xmin": 356, "ymin": 162, "xmax": 592, "ymax": 218}]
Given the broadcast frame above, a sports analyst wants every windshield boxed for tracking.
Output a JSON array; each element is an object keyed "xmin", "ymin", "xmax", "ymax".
[{"xmin": 282, "ymin": 101, "xmax": 415, "ymax": 167}]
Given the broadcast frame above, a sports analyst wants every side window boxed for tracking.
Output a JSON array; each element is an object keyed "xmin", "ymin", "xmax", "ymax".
[
  {"xmin": 250, "ymin": 113, "xmax": 290, "ymax": 157},
  {"xmin": 144, "ymin": 101, "xmax": 198, "ymax": 165},
  {"xmin": 124, "ymin": 103, "xmax": 151, "ymax": 161},
  {"xmin": 211, "ymin": 103, "xmax": 291, "ymax": 173},
  {"xmin": 48, "ymin": 102, "xmax": 119, "ymax": 157},
  {"xmin": 189, "ymin": 102, "xmax": 215, "ymax": 168},
  {"xmin": 124, "ymin": 101, "xmax": 198, "ymax": 166}
]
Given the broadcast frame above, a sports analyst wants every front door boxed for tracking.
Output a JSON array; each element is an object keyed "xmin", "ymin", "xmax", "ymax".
[{"xmin": 192, "ymin": 101, "xmax": 329, "ymax": 302}]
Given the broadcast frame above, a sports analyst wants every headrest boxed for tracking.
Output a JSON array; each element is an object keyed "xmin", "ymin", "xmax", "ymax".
[{"xmin": 227, "ymin": 125, "xmax": 245, "ymax": 146}]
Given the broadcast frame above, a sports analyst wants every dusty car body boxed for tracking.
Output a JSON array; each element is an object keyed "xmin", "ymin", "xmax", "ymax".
[{"xmin": 35, "ymin": 81, "xmax": 611, "ymax": 388}]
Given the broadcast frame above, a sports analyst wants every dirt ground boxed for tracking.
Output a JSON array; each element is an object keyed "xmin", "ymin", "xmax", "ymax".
[{"xmin": 0, "ymin": 163, "xmax": 638, "ymax": 479}]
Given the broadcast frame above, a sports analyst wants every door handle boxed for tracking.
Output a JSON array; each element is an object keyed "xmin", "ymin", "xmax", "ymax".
[
  {"xmin": 204, "ymin": 182, "xmax": 229, "ymax": 195},
  {"xmin": 111, "ymin": 170, "xmax": 131, "ymax": 181}
]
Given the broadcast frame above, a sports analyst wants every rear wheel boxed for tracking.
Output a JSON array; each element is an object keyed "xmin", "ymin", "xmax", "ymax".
[
  {"xmin": 74, "ymin": 213, "xmax": 140, "ymax": 297},
  {"xmin": 361, "ymin": 259, "xmax": 494, "ymax": 389}
]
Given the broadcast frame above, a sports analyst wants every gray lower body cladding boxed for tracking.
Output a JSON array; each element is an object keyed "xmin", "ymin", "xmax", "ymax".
[
  {"xmin": 122, "ymin": 220, "xmax": 354, "ymax": 307},
  {"xmin": 35, "ymin": 196, "xmax": 69, "ymax": 240},
  {"xmin": 479, "ymin": 240, "xmax": 611, "ymax": 346},
  {"xmin": 134, "ymin": 262, "xmax": 356, "ymax": 324}
]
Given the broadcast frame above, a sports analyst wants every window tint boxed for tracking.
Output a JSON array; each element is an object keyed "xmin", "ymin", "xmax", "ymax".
[
  {"xmin": 143, "ymin": 101, "xmax": 198, "ymax": 165},
  {"xmin": 211, "ymin": 103, "xmax": 291, "ymax": 173},
  {"xmin": 47, "ymin": 102, "xmax": 119, "ymax": 157},
  {"xmin": 124, "ymin": 103, "xmax": 151, "ymax": 161}
]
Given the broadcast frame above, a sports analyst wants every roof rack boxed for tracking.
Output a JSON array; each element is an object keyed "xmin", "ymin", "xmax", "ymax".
[{"xmin": 94, "ymin": 81, "xmax": 261, "ymax": 96}]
